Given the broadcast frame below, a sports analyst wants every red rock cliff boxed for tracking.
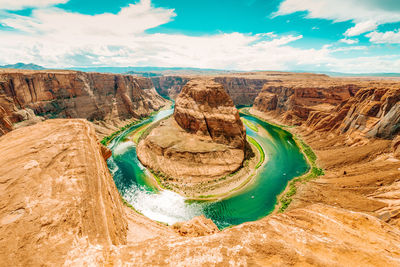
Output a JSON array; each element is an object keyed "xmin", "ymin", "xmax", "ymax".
[
  {"xmin": 174, "ymin": 79, "xmax": 246, "ymax": 149},
  {"xmin": 253, "ymin": 80, "xmax": 361, "ymax": 124},
  {"xmin": 304, "ymin": 83, "xmax": 400, "ymax": 139},
  {"xmin": 0, "ymin": 69, "xmax": 169, "ymax": 136}
]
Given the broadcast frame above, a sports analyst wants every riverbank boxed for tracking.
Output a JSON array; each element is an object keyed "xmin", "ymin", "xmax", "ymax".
[
  {"xmin": 100, "ymin": 104, "xmax": 173, "ymax": 146},
  {"xmin": 124, "ymin": 107, "xmax": 271, "ymax": 200},
  {"xmin": 244, "ymin": 108, "xmax": 324, "ymax": 213},
  {"xmin": 135, "ymin": 130, "xmax": 266, "ymax": 201},
  {"xmin": 248, "ymin": 107, "xmax": 400, "ymax": 229}
]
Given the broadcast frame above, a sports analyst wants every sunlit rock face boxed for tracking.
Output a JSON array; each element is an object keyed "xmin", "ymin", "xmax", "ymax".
[
  {"xmin": 0, "ymin": 119, "xmax": 127, "ymax": 266},
  {"xmin": 137, "ymin": 79, "xmax": 246, "ymax": 182},
  {"xmin": 174, "ymin": 79, "xmax": 246, "ymax": 149},
  {"xmin": 0, "ymin": 69, "xmax": 169, "ymax": 136}
]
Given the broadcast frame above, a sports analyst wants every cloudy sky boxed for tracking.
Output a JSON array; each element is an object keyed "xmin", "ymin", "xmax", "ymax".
[{"xmin": 1, "ymin": 0, "xmax": 400, "ymax": 72}]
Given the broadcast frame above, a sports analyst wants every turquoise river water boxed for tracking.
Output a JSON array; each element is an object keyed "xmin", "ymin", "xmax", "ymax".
[{"xmin": 107, "ymin": 107, "xmax": 309, "ymax": 229}]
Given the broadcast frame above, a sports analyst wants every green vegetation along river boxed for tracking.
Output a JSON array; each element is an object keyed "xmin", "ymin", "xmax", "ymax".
[{"xmin": 106, "ymin": 107, "xmax": 309, "ymax": 229}]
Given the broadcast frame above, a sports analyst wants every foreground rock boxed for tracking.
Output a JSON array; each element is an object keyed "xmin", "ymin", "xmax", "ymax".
[
  {"xmin": 0, "ymin": 119, "xmax": 128, "ymax": 265},
  {"xmin": 95, "ymin": 204, "xmax": 400, "ymax": 266},
  {"xmin": 137, "ymin": 79, "xmax": 246, "ymax": 183},
  {"xmin": 0, "ymin": 69, "xmax": 169, "ymax": 137},
  {"xmin": 172, "ymin": 215, "xmax": 219, "ymax": 237},
  {"xmin": 1, "ymin": 119, "xmax": 400, "ymax": 265}
]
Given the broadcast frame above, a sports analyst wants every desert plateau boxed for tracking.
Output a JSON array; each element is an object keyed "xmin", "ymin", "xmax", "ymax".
[{"xmin": 1, "ymin": 0, "xmax": 400, "ymax": 266}]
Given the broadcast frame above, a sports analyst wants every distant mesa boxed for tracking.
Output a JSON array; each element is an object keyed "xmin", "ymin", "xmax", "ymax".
[
  {"xmin": 137, "ymin": 79, "xmax": 247, "ymax": 184},
  {"xmin": 0, "ymin": 62, "xmax": 45, "ymax": 70}
]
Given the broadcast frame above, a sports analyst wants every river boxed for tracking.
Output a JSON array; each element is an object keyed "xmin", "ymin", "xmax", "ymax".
[{"xmin": 107, "ymin": 107, "xmax": 309, "ymax": 229}]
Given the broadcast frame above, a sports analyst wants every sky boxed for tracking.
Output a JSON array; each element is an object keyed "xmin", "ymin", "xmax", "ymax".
[{"xmin": 0, "ymin": 0, "xmax": 400, "ymax": 73}]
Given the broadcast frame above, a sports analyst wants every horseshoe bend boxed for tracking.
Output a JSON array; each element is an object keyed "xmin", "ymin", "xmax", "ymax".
[
  {"xmin": 136, "ymin": 79, "xmax": 256, "ymax": 198},
  {"xmin": 1, "ymin": 69, "xmax": 400, "ymax": 265},
  {"xmin": 2, "ymin": 1, "xmax": 400, "ymax": 264}
]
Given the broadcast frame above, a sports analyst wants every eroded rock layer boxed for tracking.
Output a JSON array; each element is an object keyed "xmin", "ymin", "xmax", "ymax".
[
  {"xmin": 174, "ymin": 79, "xmax": 246, "ymax": 149},
  {"xmin": 253, "ymin": 80, "xmax": 362, "ymax": 124},
  {"xmin": 137, "ymin": 79, "xmax": 246, "ymax": 182},
  {"xmin": 152, "ymin": 72, "xmax": 330, "ymax": 106},
  {"xmin": 251, "ymin": 77, "xmax": 400, "ymax": 227},
  {"xmin": 0, "ymin": 69, "xmax": 169, "ymax": 136},
  {"xmin": 1, "ymin": 97, "xmax": 400, "ymax": 265},
  {"xmin": 0, "ymin": 119, "xmax": 127, "ymax": 266}
]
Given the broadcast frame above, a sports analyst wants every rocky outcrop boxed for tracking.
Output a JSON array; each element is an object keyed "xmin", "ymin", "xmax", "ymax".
[
  {"xmin": 301, "ymin": 85, "xmax": 400, "ymax": 140},
  {"xmin": 253, "ymin": 81, "xmax": 361, "ymax": 125},
  {"xmin": 1, "ymin": 110, "xmax": 400, "ymax": 266},
  {"xmin": 174, "ymin": 79, "xmax": 246, "ymax": 149},
  {"xmin": 137, "ymin": 79, "xmax": 247, "ymax": 183},
  {"xmin": 0, "ymin": 119, "xmax": 127, "ymax": 266},
  {"xmin": 172, "ymin": 215, "xmax": 219, "ymax": 237},
  {"xmin": 0, "ymin": 70, "xmax": 169, "ymax": 136},
  {"xmin": 251, "ymin": 78, "xmax": 400, "ymax": 142},
  {"xmin": 111, "ymin": 204, "xmax": 400, "ymax": 265}
]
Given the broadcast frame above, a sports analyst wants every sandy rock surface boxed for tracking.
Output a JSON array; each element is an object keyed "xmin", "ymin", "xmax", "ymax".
[
  {"xmin": 0, "ymin": 70, "xmax": 169, "ymax": 137},
  {"xmin": 0, "ymin": 119, "xmax": 127, "ymax": 265},
  {"xmin": 1, "ymin": 117, "xmax": 400, "ymax": 266},
  {"xmin": 137, "ymin": 79, "xmax": 246, "ymax": 182}
]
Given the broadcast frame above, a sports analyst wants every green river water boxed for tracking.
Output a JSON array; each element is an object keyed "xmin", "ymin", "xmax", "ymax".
[{"xmin": 107, "ymin": 107, "xmax": 309, "ymax": 229}]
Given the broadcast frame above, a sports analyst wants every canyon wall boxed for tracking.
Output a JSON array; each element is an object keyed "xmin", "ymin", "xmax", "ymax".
[
  {"xmin": 302, "ymin": 83, "xmax": 400, "ymax": 142},
  {"xmin": 213, "ymin": 77, "xmax": 270, "ymax": 106},
  {"xmin": 253, "ymin": 79, "xmax": 400, "ymax": 142},
  {"xmin": 151, "ymin": 76, "xmax": 190, "ymax": 99},
  {"xmin": 0, "ymin": 119, "xmax": 128, "ymax": 266},
  {"xmin": 251, "ymin": 77, "xmax": 400, "ymax": 228},
  {"xmin": 152, "ymin": 72, "xmax": 330, "ymax": 107},
  {"xmin": 0, "ymin": 70, "xmax": 169, "ymax": 136},
  {"xmin": 2, "ymin": 119, "xmax": 400, "ymax": 266},
  {"xmin": 253, "ymin": 80, "xmax": 361, "ymax": 124},
  {"xmin": 152, "ymin": 75, "xmax": 271, "ymax": 106}
]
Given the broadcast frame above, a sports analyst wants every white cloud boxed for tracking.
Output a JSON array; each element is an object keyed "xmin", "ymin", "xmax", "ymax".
[
  {"xmin": 339, "ymin": 38, "xmax": 359, "ymax": 44},
  {"xmin": 344, "ymin": 20, "xmax": 377, "ymax": 37},
  {"xmin": 0, "ymin": 0, "xmax": 68, "ymax": 10},
  {"xmin": 367, "ymin": 29, "xmax": 400, "ymax": 43},
  {"xmin": 274, "ymin": 0, "xmax": 400, "ymax": 36},
  {"xmin": 1, "ymin": 0, "xmax": 175, "ymax": 36},
  {"xmin": 0, "ymin": 0, "xmax": 399, "ymax": 73},
  {"xmin": 331, "ymin": 46, "xmax": 366, "ymax": 52}
]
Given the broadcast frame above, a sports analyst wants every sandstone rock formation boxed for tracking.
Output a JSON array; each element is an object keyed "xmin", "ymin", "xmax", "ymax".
[
  {"xmin": 250, "ymin": 76, "xmax": 400, "ymax": 228},
  {"xmin": 1, "ymin": 106, "xmax": 400, "ymax": 265},
  {"xmin": 172, "ymin": 215, "xmax": 219, "ymax": 237},
  {"xmin": 174, "ymin": 79, "xmax": 246, "ymax": 149},
  {"xmin": 0, "ymin": 69, "xmax": 169, "ymax": 136},
  {"xmin": 252, "ymin": 78, "xmax": 400, "ymax": 141},
  {"xmin": 302, "ymin": 83, "xmax": 400, "ymax": 140},
  {"xmin": 137, "ymin": 79, "xmax": 246, "ymax": 183},
  {"xmin": 115, "ymin": 204, "xmax": 400, "ymax": 266},
  {"xmin": 0, "ymin": 119, "xmax": 128, "ymax": 266},
  {"xmin": 253, "ymin": 80, "xmax": 361, "ymax": 125}
]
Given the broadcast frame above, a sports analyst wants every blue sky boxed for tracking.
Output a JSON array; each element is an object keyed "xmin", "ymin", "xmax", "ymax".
[{"xmin": 0, "ymin": 0, "xmax": 400, "ymax": 72}]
